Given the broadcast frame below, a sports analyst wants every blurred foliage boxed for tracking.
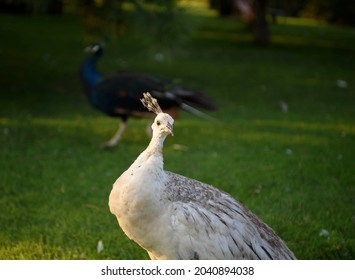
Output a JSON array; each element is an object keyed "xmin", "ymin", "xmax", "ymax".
[
  {"xmin": 269, "ymin": 0, "xmax": 355, "ymax": 26},
  {"xmin": 2, "ymin": 0, "xmax": 354, "ymax": 27},
  {"xmin": 0, "ymin": 0, "xmax": 63, "ymax": 14},
  {"xmin": 210, "ymin": 0, "xmax": 355, "ymax": 27},
  {"xmin": 77, "ymin": 0, "xmax": 194, "ymax": 50},
  {"xmin": 2, "ymin": 0, "xmax": 353, "ymax": 50},
  {"xmin": 267, "ymin": 0, "xmax": 306, "ymax": 17},
  {"xmin": 299, "ymin": 0, "xmax": 355, "ymax": 26},
  {"xmin": 0, "ymin": 0, "xmax": 192, "ymax": 49}
]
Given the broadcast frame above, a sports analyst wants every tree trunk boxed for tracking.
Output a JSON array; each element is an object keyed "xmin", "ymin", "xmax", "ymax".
[{"xmin": 251, "ymin": 0, "xmax": 269, "ymax": 44}]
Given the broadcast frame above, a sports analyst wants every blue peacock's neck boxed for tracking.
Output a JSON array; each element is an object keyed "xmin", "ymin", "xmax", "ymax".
[{"xmin": 80, "ymin": 55, "xmax": 102, "ymax": 106}]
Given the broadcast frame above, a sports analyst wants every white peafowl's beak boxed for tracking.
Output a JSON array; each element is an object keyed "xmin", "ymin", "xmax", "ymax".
[{"xmin": 167, "ymin": 122, "xmax": 174, "ymax": 136}]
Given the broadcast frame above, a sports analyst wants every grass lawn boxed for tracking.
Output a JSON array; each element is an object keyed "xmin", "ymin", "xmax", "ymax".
[{"xmin": 0, "ymin": 4, "xmax": 354, "ymax": 259}]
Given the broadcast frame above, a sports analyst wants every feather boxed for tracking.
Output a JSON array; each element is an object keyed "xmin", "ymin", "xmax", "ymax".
[{"xmin": 140, "ymin": 92, "xmax": 162, "ymax": 115}]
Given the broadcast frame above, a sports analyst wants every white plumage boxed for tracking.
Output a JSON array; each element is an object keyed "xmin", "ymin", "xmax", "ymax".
[{"xmin": 109, "ymin": 93, "xmax": 296, "ymax": 260}]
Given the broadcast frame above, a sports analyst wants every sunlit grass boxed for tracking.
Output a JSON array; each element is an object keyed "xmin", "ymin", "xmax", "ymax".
[{"xmin": 276, "ymin": 16, "xmax": 328, "ymax": 27}]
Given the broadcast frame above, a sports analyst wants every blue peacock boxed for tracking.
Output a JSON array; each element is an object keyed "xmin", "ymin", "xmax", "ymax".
[{"xmin": 80, "ymin": 42, "xmax": 218, "ymax": 148}]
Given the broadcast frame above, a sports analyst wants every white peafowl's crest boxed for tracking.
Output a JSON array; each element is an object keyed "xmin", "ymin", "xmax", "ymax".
[{"xmin": 140, "ymin": 92, "xmax": 163, "ymax": 115}]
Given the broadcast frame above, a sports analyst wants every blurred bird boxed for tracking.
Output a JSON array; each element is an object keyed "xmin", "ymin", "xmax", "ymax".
[
  {"xmin": 80, "ymin": 42, "xmax": 218, "ymax": 148},
  {"xmin": 109, "ymin": 93, "xmax": 296, "ymax": 260}
]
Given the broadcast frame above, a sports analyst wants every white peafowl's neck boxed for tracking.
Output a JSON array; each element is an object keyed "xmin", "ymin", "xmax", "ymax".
[
  {"xmin": 145, "ymin": 130, "xmax": 168, "ymax": 157},
  {"xmin": 132, "ymin": 131, "xmax": 168, "ymax": 172},
  {"xmin": 130, "ymin": 111, "xmax": 174, "ymax": 175}
]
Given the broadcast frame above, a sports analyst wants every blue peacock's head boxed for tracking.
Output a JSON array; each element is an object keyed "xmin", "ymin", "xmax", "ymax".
[{"xmin": 84, "ymin": 42, "xmax": 104, "ymax": 56}]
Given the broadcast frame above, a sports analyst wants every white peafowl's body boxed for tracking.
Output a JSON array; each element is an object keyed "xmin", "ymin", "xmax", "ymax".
[{"xmin": 109, "ymin": 93, "xmax": 296, "ymax": 260}]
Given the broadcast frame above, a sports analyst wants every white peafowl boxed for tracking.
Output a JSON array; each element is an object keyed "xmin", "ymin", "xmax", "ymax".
[{"xmin": 109, "ymin": 93, "xmax": 296, "ymax": 260}]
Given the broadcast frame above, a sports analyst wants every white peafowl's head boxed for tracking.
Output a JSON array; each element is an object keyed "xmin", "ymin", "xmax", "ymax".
[
  {"xmin": 140, "ymin": 92, "xmax": 174, "ymax": 137},
  {"xmin": 152, "ymin": 113, "xmax": 174, "ymax": 136}
]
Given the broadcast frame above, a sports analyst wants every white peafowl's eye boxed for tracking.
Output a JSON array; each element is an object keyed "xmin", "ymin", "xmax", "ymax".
[{"xmin": 156, "ymin": 120, "xmax": 161, "ymax": 126}]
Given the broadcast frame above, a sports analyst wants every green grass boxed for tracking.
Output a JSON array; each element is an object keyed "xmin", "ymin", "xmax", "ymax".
[{"xmin": 0, "ymin": 5, "xmax": 354, "ymax": 259}]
